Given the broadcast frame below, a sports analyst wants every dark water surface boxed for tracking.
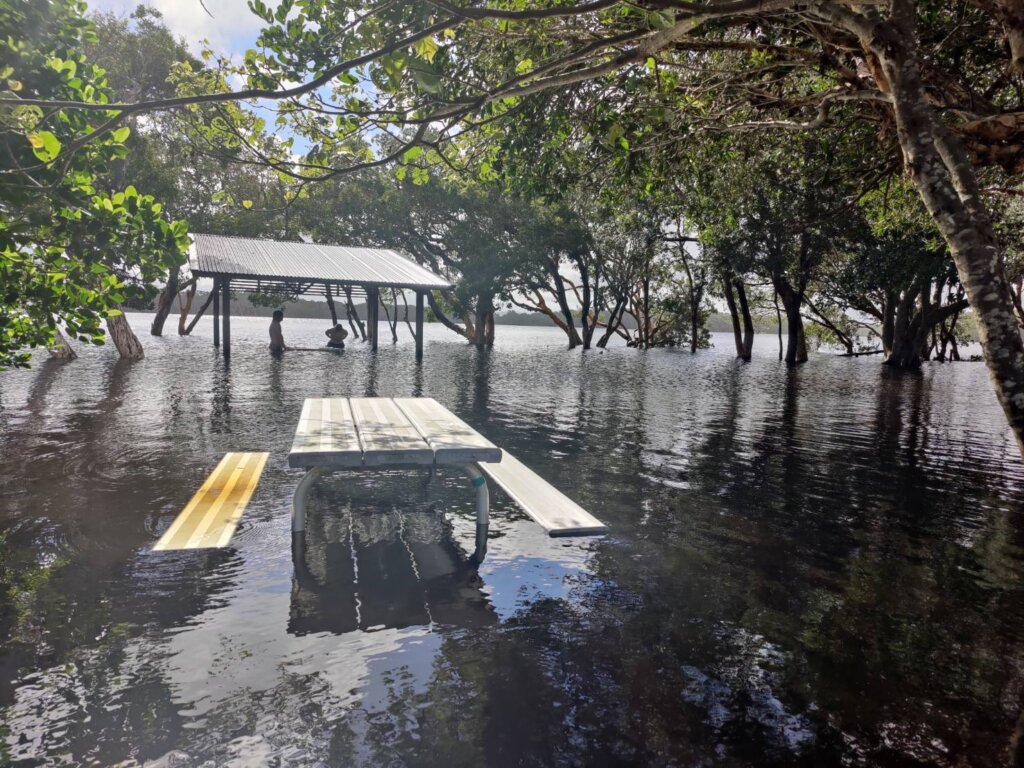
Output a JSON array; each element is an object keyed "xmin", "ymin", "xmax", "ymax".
[{"xmin": 0, "ymin": 315, "xmax": 1022, "ymax": 767}]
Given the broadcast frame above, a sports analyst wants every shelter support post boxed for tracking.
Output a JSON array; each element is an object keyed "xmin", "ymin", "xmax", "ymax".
[
  {"xmin": 368, "ymin": 287, "xmax": 379, "ymax": 351},
  {"xmin": 415, "ymin": 291, "xmax": 425, "ymax": 359},
  {"xmin": 221, "ymin": 278, "xmax": 231, "ymax": 358},
  {"xmin": 213, "ymin": 280, "xmax": 220, "ymax": 348}
]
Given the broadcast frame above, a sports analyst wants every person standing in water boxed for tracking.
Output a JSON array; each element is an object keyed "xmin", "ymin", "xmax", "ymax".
[
  {"xmin": 325, "ymin": 323, "xmax": 348, "ymax": 349},
  {"xmin": 269, "ymin": 309, "xmax": 287, "ymax": 356}
]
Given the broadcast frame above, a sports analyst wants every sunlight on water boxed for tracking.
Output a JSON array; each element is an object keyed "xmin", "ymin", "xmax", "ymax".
[{"xmin": 0, "ymin": 314, "xmax": 1021, "ymax": 766}]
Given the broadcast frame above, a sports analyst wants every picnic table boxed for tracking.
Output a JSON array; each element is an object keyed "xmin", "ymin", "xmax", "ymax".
[{"xmin": 288, "ymin": 397, "xmax": 607, "ymax": 539}]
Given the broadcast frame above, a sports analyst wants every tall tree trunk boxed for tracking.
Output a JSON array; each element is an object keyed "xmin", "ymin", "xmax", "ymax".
[
  {"xmin": 48, "ymin": 326, "xmax": 77, "ymax": 360},
  {"xmin": 723, "ymin": 274, "xmax": 744, "ymax": 357},
  {"xmin": 177, "ymin": 280, "xmax": 197, "ymax": 336},
  {"xmin": 151, "ymin": 269, "xmax": 179, "ymax": 336},
  {"xmin": 343, "ymin": 287, "xmax": 367, "ymax": 341},
  {"xmin": 484, "ymin": 311, "xmax": 495, "ymax": 347},
  {"xmin": 867, "ymin": 0, "xmax": 1024, "ymax": 452},
  {"xmin": 596, "ymin": 294, "xmax": 626, "ymax": 348},
  {"xmin": 881, "ymin": 290, "xmax": 897, "ymax": 356},
  {"xmin": 773, "ymin": 275, "xmax": 807, "ymax": 365},
  {"xmin": 735, "ymin": 279, "xmax": 755, "ymax": 361},
  {"xmin": 547, "ymin": 258, "xmax": 582, "ymax": 349},
  {"xmin": 325, "ymin": 284, "xmax": 338, "ymax": 325},
  {"xmin": 474, "ymin": 297, "xmax": 488, "ymax": 349},
  {"xmin": 574, "ymin": 253, "xmax": 593, "ymax": 349},
  {"xmin": 107, "ymin": 311, "xmax": 144, "ymax": 360},
  {"xmin": 773, "ymin": 288, "xmax": 783, "ymax": 361}
]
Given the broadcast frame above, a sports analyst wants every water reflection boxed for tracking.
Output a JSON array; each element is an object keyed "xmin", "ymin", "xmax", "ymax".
[
  {"xmin": 291, "ymin": 502, "xmax": 494, "ymax": 636},
  {"xmin": 0, "ymin": 317, "xmax": 1021, "ymax": 766}
]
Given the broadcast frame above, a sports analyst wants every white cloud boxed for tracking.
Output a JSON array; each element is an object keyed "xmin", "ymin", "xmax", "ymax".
[{"xmin": 89, "ymin": 0, "xmax": 266, "ymax": 54}]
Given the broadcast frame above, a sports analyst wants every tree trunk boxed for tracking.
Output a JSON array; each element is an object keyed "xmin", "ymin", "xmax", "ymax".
[
  {"xmin": 48, "ymin": 326, "xmax": 77, "ymax": 360},
  {"xmin": 773, "ymin": 275, "xmax": 807, "ymax": 365},
  {"xmin": 736, "ymin": 279, "xmax": 755, "ymax": 361},
  {"xmin": 344, "ymin": 287, "xmax": 367, "ymax": 341},
  {"xmin": 484, "ymin": 311, "xmax": 495, "ymax": 347},
  {"xmin": 575, "ymin": 253, "xmax": 593, "ymax": 350},
  {"xmin": 596, "ymin": 294, "xmax": 626, "ymax": 348},
  {"xmin": 547, "ymin": 258, "xmax": 582, "ymax": 349},
  {"xmin": 151, "ymin": 269, "xmax": 179, "ymax": 336},
  {"xmin": 886, "ymin": 287, "xmax": 921, "ymax": 368},
  {"xmin": 869, "ymin": 0, "xmax": 1024, "ymax": 452},
  {"xmin": 881, "ymin": 290, "xmax": 897, "ymax": 356},
  {"xmin": 107, "ymin": 311, "xmax": 144, "ymax": 360},
  {"xmin": 325, "ymin": 284, "xmax": 338, "ymax": 325},
  {"xmin": 773, "ymin": 288, "xmax": 783, "ymax": 361},
  {"xmin": 723, "ymin": 274, "xmax": 744, "ymax": 357},
  {"xmin": 177, "ymin": 281, "xmax": 197, "ymax": 335},
  {"xmin": 183, "ymin": 290, "xmax": 214, "ymax": 336}
]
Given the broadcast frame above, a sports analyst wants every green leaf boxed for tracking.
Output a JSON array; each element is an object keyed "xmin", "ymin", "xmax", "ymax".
[
  {"xmin": 515, "ymin": 58, "xmax": 533, "ymax": 75},
  {"xmin": 111, "ymin": 126, "xmax": 130, "ymax": 143},
  {"xmin": 28, "ymin": 130, "xmax": 61, "ymax": 162},
  {"xmin": 241, "ymin": 199, "xmax": 253, "ymax": 209},
  {"xmin": 403, "ymin": 146, "xmax": 424, "ymax": 163},
  {"xmin": 647, "ymin": 10, "xmax": 674, "ymax": 29},
  {"xmin": 413, "ymin": 36, "xmax": 439, "ymax": 63}
]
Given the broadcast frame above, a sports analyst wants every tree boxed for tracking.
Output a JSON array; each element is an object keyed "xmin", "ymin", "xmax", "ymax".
[
  {"xmin": 0, "ymin": 0, "xmax": 188, "ymax": 366},
  {"xmin": 7, "ymin": 0, "xmax": 1024, "ymax": 451}
]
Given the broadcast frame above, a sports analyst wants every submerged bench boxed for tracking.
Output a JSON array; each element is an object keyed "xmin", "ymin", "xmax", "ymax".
[
  {"xmin": 288, "ymin": 397, "xmax": 607, "ymax": 538},
  {"xmin": 480, "ymin": 451, "xmax": 608, "ymax": 536},
  {"xmin": 153, "ymin": 452, "xmax": 269, "ymax": 550}
]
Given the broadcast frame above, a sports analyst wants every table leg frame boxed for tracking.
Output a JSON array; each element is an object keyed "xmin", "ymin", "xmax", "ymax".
[
  {"xmin": 292, "ymin": 467, "xmax": 326, "ymax": 532},
  {"xmin": 291, "ymin": 464, "xmax": 490, "ymax": 557}
]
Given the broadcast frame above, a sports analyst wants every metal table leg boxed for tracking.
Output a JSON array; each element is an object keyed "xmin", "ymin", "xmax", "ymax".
[
  {"xmin": 462, "ymin": 463, "xmax": 489, "ymax": 527},
  {"xmin": 292, "ymin": 467, "xmax": 326, "ymax": 532},
  {"xmin": 463, "ymin": 463, "xmax": 489, "ymax": 564}
]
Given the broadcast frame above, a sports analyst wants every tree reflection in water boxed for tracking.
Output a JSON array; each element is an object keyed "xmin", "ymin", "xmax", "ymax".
[{"xmin": 0, "ymin": 319, "xmax": 1021, "ymax": 766}]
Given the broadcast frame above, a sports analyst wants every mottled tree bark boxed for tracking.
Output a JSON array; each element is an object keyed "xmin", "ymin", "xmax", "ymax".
[
  {"xmin": 107, "ymin": 311, "xmax": 144, "ymax": 360},
  {"xmin": 866, "ymin": 1, "xmax": 1024, "ymax": 452},
  {"xmin": 48, "ymin": 327, "xmax": 77, "ymax": 360}
]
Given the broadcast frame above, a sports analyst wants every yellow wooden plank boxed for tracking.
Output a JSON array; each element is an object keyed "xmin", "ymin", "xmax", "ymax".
[
  {"xmin": 152, "ymin": 453, "xmax": 240, "ymax": 550},
  {"xmin": 153, "ymin": 452, "xmax": 269, "ymax": 551}
]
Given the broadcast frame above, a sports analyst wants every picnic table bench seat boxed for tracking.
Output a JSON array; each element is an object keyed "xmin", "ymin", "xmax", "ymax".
[{"xmin": 479, "ymin": 451, "xmax": 608, "ymax": 537}]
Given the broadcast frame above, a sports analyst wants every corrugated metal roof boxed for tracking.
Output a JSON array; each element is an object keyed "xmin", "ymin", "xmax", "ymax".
[{"xmin": 189, "ymin": 234, "xmax": 451, "ymax": 290}]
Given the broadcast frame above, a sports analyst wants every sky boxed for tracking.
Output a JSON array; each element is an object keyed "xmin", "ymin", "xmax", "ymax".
[{"xmin": 89, "ymin": 0, "xmax": 264, "ymax": 56}]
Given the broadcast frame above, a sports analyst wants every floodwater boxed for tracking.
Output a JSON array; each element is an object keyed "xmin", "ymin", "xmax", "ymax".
[{"xmin": 0, "ymin": 314, "xmax": 1022, "ymax": 767}]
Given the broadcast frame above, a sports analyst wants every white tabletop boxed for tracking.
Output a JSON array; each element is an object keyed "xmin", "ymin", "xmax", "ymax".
[{"xmin": 288, "ymin": 397, "xmax": 502, "ymax": 469}]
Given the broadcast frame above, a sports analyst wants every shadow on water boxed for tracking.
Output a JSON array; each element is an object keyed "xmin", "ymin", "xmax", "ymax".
[{"xmin": 0, "ymin": 317, "xmax": 1022, "ymax": 766}]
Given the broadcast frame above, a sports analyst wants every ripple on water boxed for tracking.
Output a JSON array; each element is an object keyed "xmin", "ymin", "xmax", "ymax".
[{"xmin": 0, "ymin": 319, "xmax": 1022, "ymax": 766}]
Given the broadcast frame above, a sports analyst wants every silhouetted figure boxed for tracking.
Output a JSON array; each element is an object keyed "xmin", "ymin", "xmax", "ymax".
[
  {"xmin": 325, "ymin": 323, "xmax": 348, "ymax": 350},
  {"xmin": 269, "ymin": 309, "xmax": 287, "ymax": 356}
]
